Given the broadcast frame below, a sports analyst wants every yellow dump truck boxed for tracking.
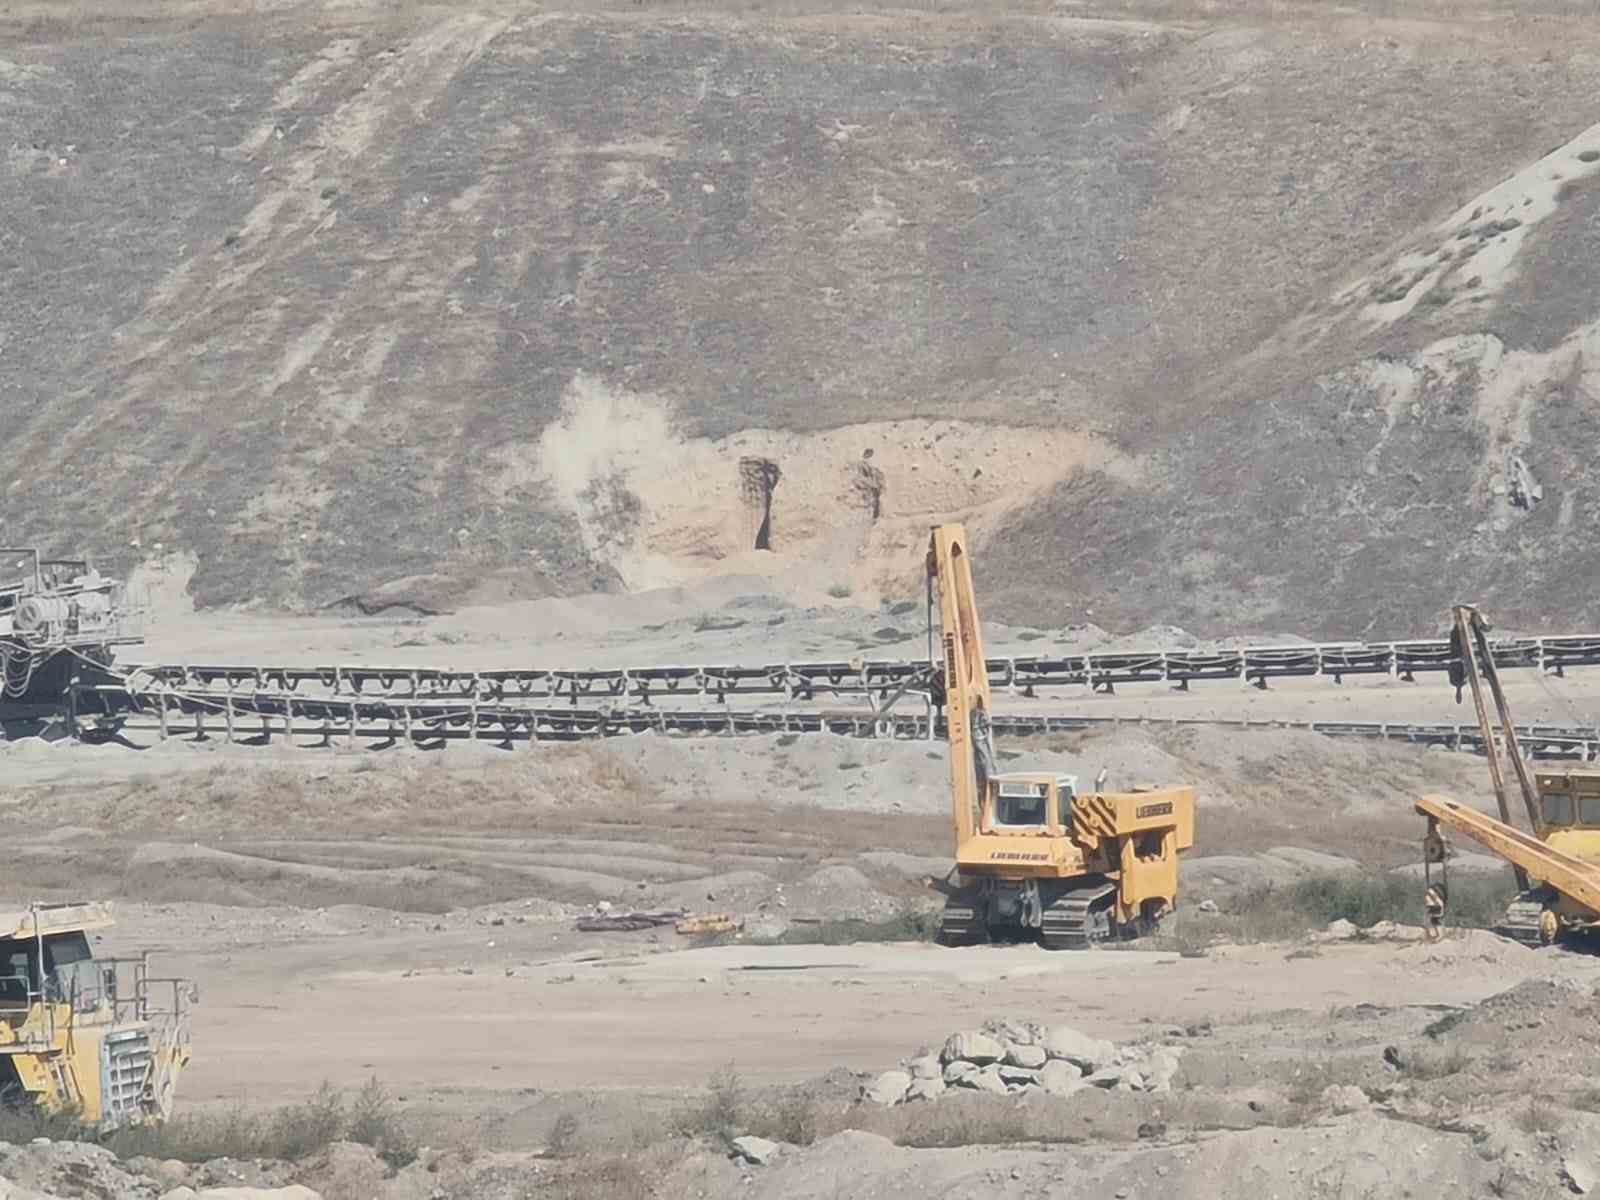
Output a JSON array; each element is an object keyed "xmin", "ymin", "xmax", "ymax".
[{"xmin": 0, "ymin": 903, "xmax": 195, "ymax": 1127}]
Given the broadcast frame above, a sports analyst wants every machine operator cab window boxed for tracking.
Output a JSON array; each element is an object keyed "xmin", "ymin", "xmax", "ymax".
[
  {"xmin": 1536, "ymin": 772, "xmax": 1600, "ymax": 830},
  {"xmin": 1540, "ymin": 792, "xmax": 1600, "ymax": 826},
  {"xmin": 990, "ymin": 774, "xmax": 1078, "ymax": 832},
  {"xmin": 0, "ymin": 931, "xmax": 97, "ymax": 1012}
]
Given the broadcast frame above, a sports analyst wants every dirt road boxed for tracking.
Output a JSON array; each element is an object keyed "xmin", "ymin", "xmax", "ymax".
[{"xmin": 141, "ymin": 910, "xmax": 1597, "ymax": 1104}]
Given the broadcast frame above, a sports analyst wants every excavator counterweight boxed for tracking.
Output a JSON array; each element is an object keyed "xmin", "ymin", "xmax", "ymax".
[{"xmin": 926, "ymin": 524, "xmax": 1197, "ymax": 948}]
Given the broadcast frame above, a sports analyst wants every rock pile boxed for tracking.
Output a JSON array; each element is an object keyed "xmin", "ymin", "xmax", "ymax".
[{"xmin": 862, "ymin": 1020, "xmax": 1183, "ymax": 1106}]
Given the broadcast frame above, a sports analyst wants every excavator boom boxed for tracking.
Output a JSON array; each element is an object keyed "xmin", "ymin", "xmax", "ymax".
[
  {"xmin": 1417, "ymin": 790, "xmax": 1600, "ymax": 945},
  {"xmin": 927, "ymin": 524, "xmax": 992, "ymax": 848},
  {"xmin": 1416, "ymin": 795, "xmax": 1600, "ymax": 914}
]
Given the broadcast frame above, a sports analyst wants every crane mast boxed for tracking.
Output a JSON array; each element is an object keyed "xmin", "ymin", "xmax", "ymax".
[{"xmin": 927, "ymin": 524, "xmax": 992, "ymax": 847}]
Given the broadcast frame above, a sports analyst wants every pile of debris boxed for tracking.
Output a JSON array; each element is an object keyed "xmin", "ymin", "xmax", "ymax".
[
  {"xmin": 861, "ymin": 1020, "xmax": 1182, "ymax": 1106},
  {"xmin": 574, "ymin": 902, "xmax": 741, "ymax": 934}
]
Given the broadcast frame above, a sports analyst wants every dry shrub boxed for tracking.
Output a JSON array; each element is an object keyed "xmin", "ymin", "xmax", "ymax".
[
  {"xmin": 1172, "ymin": 871, "xmax": 1509, "ymax": 950},
  {"xmin": 674, "ymin": 1065, "xmax": 746, "ymax": 1146},
  {"xmin": 536, "ymin": 1151, "xmax": 658, "ymax": 1200},
  {"xmin": 1517, "ymin": 1097, "xmax": 1564, "ymax": 1134},
  {"xmin": 1282, "ymin": 1055, "xmax": 1370, "ymax": 1108},
  {"xmin": 1399, "ymin": 1045, "xmax": 1471, "ymax": 1081},
  {"xmin": 110, "ymin": 1078, "xmax": 416, "ymax": 1167},
  {"xmin": 0, "ymin": 1079, "xmax": 414, "ymax": 1167}
]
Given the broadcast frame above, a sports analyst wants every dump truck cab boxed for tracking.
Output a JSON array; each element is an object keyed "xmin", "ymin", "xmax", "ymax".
[{"xmin": 0, "ymin": 903, "xmax": 194, "ymax": 1129}]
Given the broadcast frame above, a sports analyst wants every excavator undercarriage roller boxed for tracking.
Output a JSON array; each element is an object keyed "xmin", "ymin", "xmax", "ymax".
[
  {"xmin": 1495, "ymin": 887, "xmax": 1559, "ymax": 947},
  {"xmin": 1040, "ymin": 881, "xmax": 1117, "ymax": 950},
  {"xmin": 936, "ymin": 894, "xmax": 984, "ymax": 945},
  {"xmin": 939, "ymin": 878, "xmax": 1163, "ymax": 950}
]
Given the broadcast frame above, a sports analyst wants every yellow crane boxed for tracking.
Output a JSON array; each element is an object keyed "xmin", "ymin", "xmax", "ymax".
[
  {"xmin": 925, "ymin": 523, "xmax": 1196, "ymax": 948},
  {"xmin": 1419, "ymin": 783, "xmax": 1600, "ymax": 945},
  {"xmin": 1418, "ymin": 605, "xmax": 1600, "ymax": 945}
]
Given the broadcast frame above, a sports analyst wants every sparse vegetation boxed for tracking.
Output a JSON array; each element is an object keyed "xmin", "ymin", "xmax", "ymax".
[
  {"xmin": 1568, "ymin": 1086, "xmax": 1600, "ymax": 1113},
  {"xmin": 1178, "ymin": 871, "xmax": 1510, "ymax": 948},
  {"xmin": 0, "ymin": 1080, "xmax": 416, "ymax": 1168},
  {"xmin": 1397, "ymin": 1046, "xmax": 1471, "ymax": 1081},
  {"xmin": 1517, "ymin": 1098, "xmax": 1563, "ymax": 1134},
  {"xmin": 826, "ymin": 584, "xmax": 853, "ymax": 599},
  {"xmin": 674, "ymin": 1065, "xmax": 746, "ymax": 1147},
  {"xmin": 547, "ymin": 1111, "xmax": 582, "ymax": 1157},
  {"xmin": 1283, "ymin": 1055, "xmax": 1371, "ymax": 1109}
]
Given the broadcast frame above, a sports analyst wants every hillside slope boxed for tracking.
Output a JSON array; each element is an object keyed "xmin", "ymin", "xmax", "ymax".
[{"xmin": 3, "ymin": 0, "xmax": 1599, "ymax": 633}]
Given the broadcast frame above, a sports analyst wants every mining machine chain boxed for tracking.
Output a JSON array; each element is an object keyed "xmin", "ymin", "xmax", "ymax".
[
  {"xmin": 936, "ymin": 894, "xmax": 984, "ymax": 946},
  {"xmin": 1494, "ymin": 888, "xmax": 1556, "ymax": 946},
  {"xmin": 1040, "ymin": 881, "xmax": 1120, "ymax": 950}
]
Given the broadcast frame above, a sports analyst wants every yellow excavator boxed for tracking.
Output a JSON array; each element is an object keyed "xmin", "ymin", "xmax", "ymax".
[
  {"xmin": 1418, "ymin": 605, "xmax": 1600, "ymax": 945},
  {"xmin": 924, "ymin": 524, "xmax": 1196, "ymax": 948}
]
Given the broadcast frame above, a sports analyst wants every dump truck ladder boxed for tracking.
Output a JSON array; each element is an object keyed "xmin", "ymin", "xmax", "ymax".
[{"xmin": 1417, "ymin": 793, "xmax": 1600, "ymax": 943}]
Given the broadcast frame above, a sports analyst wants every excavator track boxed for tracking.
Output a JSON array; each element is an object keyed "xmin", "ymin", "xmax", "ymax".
[
  {"xmin": 1040, "ymin": 881, "xmax": 1117, "ymax": 950},
  {"xmin": 937, "ymin": 895, "xmax": 984, "ymax": 945},
  {"xmin": 1494, "ymin": 889, "xmax": 1553, "ymax": 946}
]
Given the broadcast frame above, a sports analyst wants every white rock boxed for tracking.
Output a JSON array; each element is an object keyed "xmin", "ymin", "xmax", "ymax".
[
  {"xmin": 1322, "ymin": 1084, "xmax": 1370, "ymax": 1115},
  {"xmin": 731, "ymin": 1136, "xmax": 780, "ymax": 1166},
  {"xmin": 1362, "ymin": 919, "xmax": 1425, "ymax": 942},
  {"xmin": 1005, "ymin": 1044, "xmax": 1047, "ymax": 1070},
  {"xmin": 1146, "ymin": 1047, "xmax": 1183, "ymax": 1093},
  {"xmin": 1320, "ymin": 918, "xmax": 1358, "ymax": 941},
  {"xmin": 1039, "ymin": 1059, "xmax": 1085, "ymax": 1096},
  {"xmin": 864, "ymin": 1070, "xmax": 912, "ymax": 1106},
  {"xmin": 1084, "ymin": 1066, "xmax": 1125, "ymax": 1089},
  {"xmin": 1119, "ymin": 1070, "xmax": 1148, "ymax": 1092},
  {"xmin": 987, "ymin": 1020, "xmax": 1039, "ymax": 1047},
  {"xmin": 942, "ymin": 1031, "xmax": 1005, "ymax": 1065},
  {"xmin": 905, "ymin": 1076, "xmax": 946, "ymax": 1103},
  {"xmin": 1197, "ymin": 899, "xmax": 1219, "ymax": 914},
  {"xmin": 1043, "ymin": 1026, "xmax": 1115, "ymax": 1072},
  {"xmin": 907, "ymin": 1054, "xmax": 941, "ymax": 1080},
  {"xmin": 943, "ymin": 1060, "xmax": 979, "ymax": 1084},
  {"xmin": 998, "ymin": 1065, "xmax": 1040, "ymax": 1087},
  {"xmin": 957, "ymin": 1064, "xmax": 1009, "ymax": 1095}
]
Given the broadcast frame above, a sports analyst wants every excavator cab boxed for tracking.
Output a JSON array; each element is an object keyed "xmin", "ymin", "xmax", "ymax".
[
  {"xmin": 990, "ymin": 774, "xmax": 1076, "ymax": 832},
  {"xmin": 1535, "ymin": 769, "xmax": 1600, "ymax": 860}
]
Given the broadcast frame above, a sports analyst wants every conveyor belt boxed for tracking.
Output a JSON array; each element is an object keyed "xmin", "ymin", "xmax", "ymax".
[
  {"xmin": 116, "ymin": 632, "xmax": 1600, "ymax": 704},
  {"xmin": 63, "ymin": 682, "xmax": 1600, "ymax": 758}
]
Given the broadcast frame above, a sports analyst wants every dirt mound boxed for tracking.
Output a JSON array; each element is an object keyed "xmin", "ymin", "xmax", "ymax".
[
  {"xmin": 783, "ymin": 866, "xmax": 898, "ymax": 923},
  {"xmin": 704, "ymin": 1113, "xmax": 1532, "ymax": 1200},
  {"xmin": 124, "ymin": 843, "xmax": 487, "ymax": 912},
  {"xmin": 1423, "ymin": 972, "xmax": 1591, "ymax": 1044}
]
